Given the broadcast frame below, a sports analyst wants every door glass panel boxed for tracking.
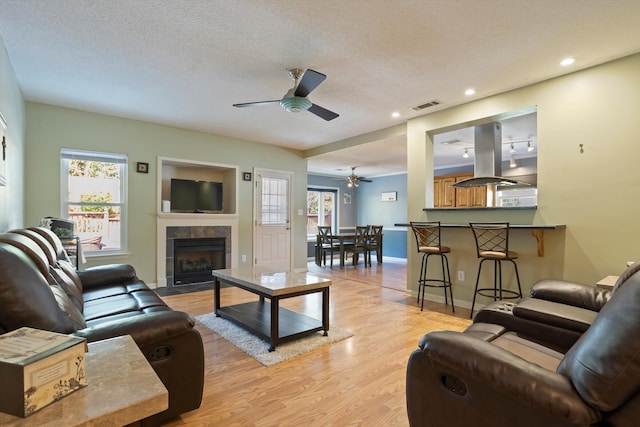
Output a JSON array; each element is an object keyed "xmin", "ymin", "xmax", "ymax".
[{"xmin": 260, "ymin": 176, "xmax": 289, "ymax": 225}]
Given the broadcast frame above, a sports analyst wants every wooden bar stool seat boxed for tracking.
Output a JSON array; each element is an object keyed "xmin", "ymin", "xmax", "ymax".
[
  {"xmin": 410, "ymin": 221, "xmax": 454, "ymax": 312},
  {"xmin": 469, "ymin": 222, "xmax": 522, "ymax": 319}
]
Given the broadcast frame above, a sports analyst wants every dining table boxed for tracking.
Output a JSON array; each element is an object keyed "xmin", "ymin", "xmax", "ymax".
[
  {"xmin": 315, "ymin": 230, "xmax": 383, "ymax": 267},
  {"xmin": 315, "ymin": 232, "xmax": 354, "ymax": 267}
]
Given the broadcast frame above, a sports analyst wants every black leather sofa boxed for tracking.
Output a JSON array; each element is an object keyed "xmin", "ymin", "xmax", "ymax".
[
  {"xmin": 406, "ymin": 260, "xmax": 640, "ymax": 427},
  {"xmin": 473, "ymin": 271, "xmax": 616, "ymax": 352},
  {"xmin": 0, "ymin": 227, "xmax": 204, "ymax": 426}
]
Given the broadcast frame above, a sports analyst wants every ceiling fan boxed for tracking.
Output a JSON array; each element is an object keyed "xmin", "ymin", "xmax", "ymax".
[
  {"xmin": 345, "ymin": 167, "xmax": 372, "ymax": 187},
  {"xmin": 233, "ymin": 68, "xmax": 339, "ymax": 121}
]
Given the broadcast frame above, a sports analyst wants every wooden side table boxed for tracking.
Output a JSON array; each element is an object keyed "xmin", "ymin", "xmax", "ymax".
[
  {"xmin": 596, "ymin": 275, "xmax": 618, "ymax": 290},
  {"xmin": 0, "ymin": 335, "xmax": 168, "ymax": 426}
]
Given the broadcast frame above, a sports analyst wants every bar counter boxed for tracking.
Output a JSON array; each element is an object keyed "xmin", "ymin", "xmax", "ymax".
[{"xmin": 394, "ymin": 223, "xmax": 566, "ymax": 256}]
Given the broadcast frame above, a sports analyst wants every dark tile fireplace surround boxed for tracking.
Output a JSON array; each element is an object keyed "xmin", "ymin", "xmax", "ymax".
[{"xmin": 165, "ymin": 226, "xmax": 231, "ymax": 287}]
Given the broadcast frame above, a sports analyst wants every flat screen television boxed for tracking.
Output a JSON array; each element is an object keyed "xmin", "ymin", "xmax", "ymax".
[{"xmin": 170, "ymin": 178, "xmax": 223, "ymax": 213}]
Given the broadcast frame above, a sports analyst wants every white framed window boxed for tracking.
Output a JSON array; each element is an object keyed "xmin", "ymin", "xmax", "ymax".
[
  {"xmin": 307, "ymin": 187, "xmax": 337, "ymax": 238},
  {"xmin": 60, "ymin": 148, "xmax": 128, "ymax": 255}
]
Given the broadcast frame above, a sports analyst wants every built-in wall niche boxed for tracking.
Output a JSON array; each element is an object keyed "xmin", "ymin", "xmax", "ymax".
[{"xmin": 158, "ymin": 157, "xmax": 238, "ymax": 215}]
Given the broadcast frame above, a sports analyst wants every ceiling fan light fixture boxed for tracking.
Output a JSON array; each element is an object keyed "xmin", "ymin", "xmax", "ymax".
[{"xmin": 280, "ymin": 96, "xmax": 312, "ymax": 113}]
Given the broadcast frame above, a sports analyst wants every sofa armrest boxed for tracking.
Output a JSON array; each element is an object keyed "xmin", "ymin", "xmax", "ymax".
[
  {"xmin": 76, "ymin": 264, "xmax": 138, "ymax": 289},
  {"xmin": 72, "ymin": 310, "xmax": 195, "ymax": 346},
  {"xmin": 407, "ymin": 331, "xmax": 600, "ymax": 426},
  {"xmin": 530, "ymin": 279, "xmax": 611, "ymax": 311}
]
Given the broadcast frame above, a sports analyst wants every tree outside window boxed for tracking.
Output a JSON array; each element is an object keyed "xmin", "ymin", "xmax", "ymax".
[
  {"xmin": 307, "ymin": 188, "xmax": 336, "ymax": 236},
  {"xmin": 61, "ymin": 149, "xmax": 127, "ymax": 254}
]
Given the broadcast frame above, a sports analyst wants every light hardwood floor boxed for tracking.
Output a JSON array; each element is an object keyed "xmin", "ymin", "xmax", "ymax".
[{"xmin": 161, "ymin": 259, "xmax": 471, "ymax": 426}]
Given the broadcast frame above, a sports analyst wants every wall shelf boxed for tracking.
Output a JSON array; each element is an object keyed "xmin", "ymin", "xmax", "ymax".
[{"xmin": 157, "ymin": 156, "xmax": 239, "ymax": 215}]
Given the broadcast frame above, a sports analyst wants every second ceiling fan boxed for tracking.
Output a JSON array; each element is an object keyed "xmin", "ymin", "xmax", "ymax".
[
  {"xmin": 233, "ymin": 68, "xmax": 339, "ymax": 121},
  {"xmin": 345, "ymin": 167, "xmax": 372, "ymax": 187}
]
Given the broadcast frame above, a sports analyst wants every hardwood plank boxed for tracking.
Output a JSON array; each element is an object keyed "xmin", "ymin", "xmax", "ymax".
[{"xmin": 160, "ymin": 260, "xmax": 471, "ymax": 426}]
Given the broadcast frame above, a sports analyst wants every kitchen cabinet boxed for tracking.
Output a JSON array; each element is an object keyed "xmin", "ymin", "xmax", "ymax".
[
  {"xmin": 434, "ymin": 176, "xmax": 456, "ymax": 208},
  {"xmin": 434, "ymin": 173, "xmax": 486, "ymax": 208}
]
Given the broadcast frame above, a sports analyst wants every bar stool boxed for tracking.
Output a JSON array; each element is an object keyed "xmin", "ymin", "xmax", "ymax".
[
  {"xmin": 469, "ymin": 222, "xmax": 522, "ymax": 319},
  {"xmin": 410, "ymin": 221, "xmax": 454, "ymax": 312}
]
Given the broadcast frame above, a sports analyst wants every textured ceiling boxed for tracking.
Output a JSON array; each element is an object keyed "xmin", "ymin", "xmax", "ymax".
[{"xmin": 1, "ymin": 0, "xmax": 640, "ymax": 179}]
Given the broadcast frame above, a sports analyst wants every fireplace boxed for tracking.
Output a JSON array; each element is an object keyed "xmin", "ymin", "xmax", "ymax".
[
  {"xmin": 173, "ymin": 237, "xmax": 226, "ymax": 286},
  {"xmin": 160, "ymin": 223, "xmax": 234, "ymax": 288}
]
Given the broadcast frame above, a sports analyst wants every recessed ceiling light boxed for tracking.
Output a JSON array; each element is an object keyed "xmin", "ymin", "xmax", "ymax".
[
  {"xmin": 464, "ymin": 88, "xmax": 476, "ymax": 96},
  {"xmin": 391, "ymin": 112, "xmax": 400, "ymax": 118},
  {"xmin": 560, "ymin": 57, "xmax": 575, "ymax": 67}
]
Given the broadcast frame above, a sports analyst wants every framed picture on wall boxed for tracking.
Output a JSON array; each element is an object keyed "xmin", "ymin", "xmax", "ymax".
[
  {"xmin": 136, "ymin": 162, "xmax": 149, "ymax": 173},
  {"xmin": 381, "ymin": 191, "xmax": 397, "ymax": 202}
]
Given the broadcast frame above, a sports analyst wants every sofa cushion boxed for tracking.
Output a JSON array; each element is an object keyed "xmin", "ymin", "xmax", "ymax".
[
  {"xmin": 512, "ymin": 297, "xmax": 597, "ymax": 333},
  {"xmin": 56, "ymin": 262, "xmax": 84, "ymax": 304},
  {"xmin": 28, "ymin": 226, "xmax": 72, "ymax": 264},
  {"xmin": 0, "ymin": 243, "xmax": 79, "ymax": 333},
  {"xmin": 83, "ymin": 290, "xmax": 169, "ymax": 323},
  {"xmin": 49, "ymin": 283, "xmax": 87, "ymax": 330},
  {"xmin": 0, "ymin": 233, "xmax": 50, "ymax": 277},
  {"xmin": 557, "ymin": 267, "xmax": 640, "ymax": 411},
  {"xmin": 530, "ymin": 279, "xmax": 611, "ymax": 311},
  {"xmin": 77, "ymin": 264, "xmax": 138, "ymax": 290},
  {"xmin": 10, "ymin": 228, "xmax": 58, "ymax": 264},
  {"xmin": 492, "ymin": 331, "xmax": 564, "ymax": 371},
  {"xmin": 82, "ymin": 280, "xmax": 154, "ymax": 302}
]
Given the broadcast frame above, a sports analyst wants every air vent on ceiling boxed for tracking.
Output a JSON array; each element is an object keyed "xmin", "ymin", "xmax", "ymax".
[{"xmin": 412, "ymin": 100, "xmax": 442, "ymax": 111}]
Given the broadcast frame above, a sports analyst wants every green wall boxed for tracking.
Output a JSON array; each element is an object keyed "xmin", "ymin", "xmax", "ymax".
[
  {"xmin": 24, "ymin": 103, "xmax": 309, "ymax": 284},
  {"xmin": 0, "ymin": 35, "xmax": 25, "ymax": 232},
  {"xmin": 405, "ymin": 53, "xmax": 640, "ymax": 306}
]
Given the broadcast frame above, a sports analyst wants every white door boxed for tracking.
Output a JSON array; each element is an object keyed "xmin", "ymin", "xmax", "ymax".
[{"xmin": 254, "ymin": 169, "xmax": 292, "ymax": 270}]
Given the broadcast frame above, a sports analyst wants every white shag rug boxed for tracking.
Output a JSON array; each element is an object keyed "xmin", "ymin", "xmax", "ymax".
[{"xmin": 196, "ymin": 312, "xmax": 354, "ymax": 366}]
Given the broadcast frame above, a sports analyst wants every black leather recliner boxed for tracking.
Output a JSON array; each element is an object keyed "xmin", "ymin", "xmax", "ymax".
[
  {"xmin": 0, "ymin": 227, "xmax": 204, "ymax": 426},
  {"xmin": 406, "ymin": 261, "xmax": 640, "ymax": 427},
  {"xmin": 472, "ymin": 271, "xmax": 618, "ymax": 352}
]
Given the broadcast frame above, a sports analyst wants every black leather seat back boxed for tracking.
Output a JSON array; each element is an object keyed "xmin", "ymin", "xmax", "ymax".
[{"xmin": 557, "ymin": 263, "xmax": 640, "ymax": 413}]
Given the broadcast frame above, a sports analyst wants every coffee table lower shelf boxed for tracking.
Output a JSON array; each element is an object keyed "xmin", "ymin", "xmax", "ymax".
[{"xmin": 216, "ymin": 301, "xmax": 326, "ymax": 351}]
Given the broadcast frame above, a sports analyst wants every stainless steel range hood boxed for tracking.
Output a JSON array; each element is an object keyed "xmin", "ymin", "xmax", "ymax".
[{"xmin": 452, "ymin": 122, "xmax": 528, "ymax": 188}]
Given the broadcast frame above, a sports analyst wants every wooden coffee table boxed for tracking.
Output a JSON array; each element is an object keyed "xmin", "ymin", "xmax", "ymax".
[{"xmin": 212, "ymin": 268, "xmax": 331, "ymax": 351}]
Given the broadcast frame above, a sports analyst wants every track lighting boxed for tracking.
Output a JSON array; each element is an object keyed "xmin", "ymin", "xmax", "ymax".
[
  {"xmin": 509, "ymin": 156, "xmax": 517, "ymax": 168},
  {"xmin": 527, "ymin": 141, "xmax": 534, "ymax": 152},
  {"xmin": 462, "ymin": 148, "xmax": 469, "ymax": 158}
]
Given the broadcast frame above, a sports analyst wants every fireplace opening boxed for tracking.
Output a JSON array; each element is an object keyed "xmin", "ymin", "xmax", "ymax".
[{"xmin": 174, "ymin": 237, "xmax": 225, "ymax": 286}]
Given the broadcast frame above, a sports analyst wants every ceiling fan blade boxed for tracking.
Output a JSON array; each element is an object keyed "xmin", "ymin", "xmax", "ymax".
[
  {"xmin": 308, "ymin": 103, "xmax": 339, "ymax": 121},
  {"xmin": 233, "ymin": 100, "xmax": 280, "ymax": 108},
  {"xmin": 359, "ymin": 178, "xmax": 373, "ymax": 183},
  {"xmin": 294, "ymin": 69, "xmax": 326, "ymax": 97}
]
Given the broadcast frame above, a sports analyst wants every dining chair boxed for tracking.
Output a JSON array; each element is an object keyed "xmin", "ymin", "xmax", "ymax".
[
  {"xmin": 348, "ymin": 226, "xmax": 370, "ymax": 267},
  {"xmin": 367, "ymin": 225, "xmax": 383, "ymax": 265},
  {"xmin": 317, "ymin": 225, "xmax": 341, "ymax": 267},
  {"xmin": 469, "ymin": 222, "xmax": 522, "ymax": 318},
  {"xmin": 410, "ymin": 221, "xmax": 454, "ymax": 312}
]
